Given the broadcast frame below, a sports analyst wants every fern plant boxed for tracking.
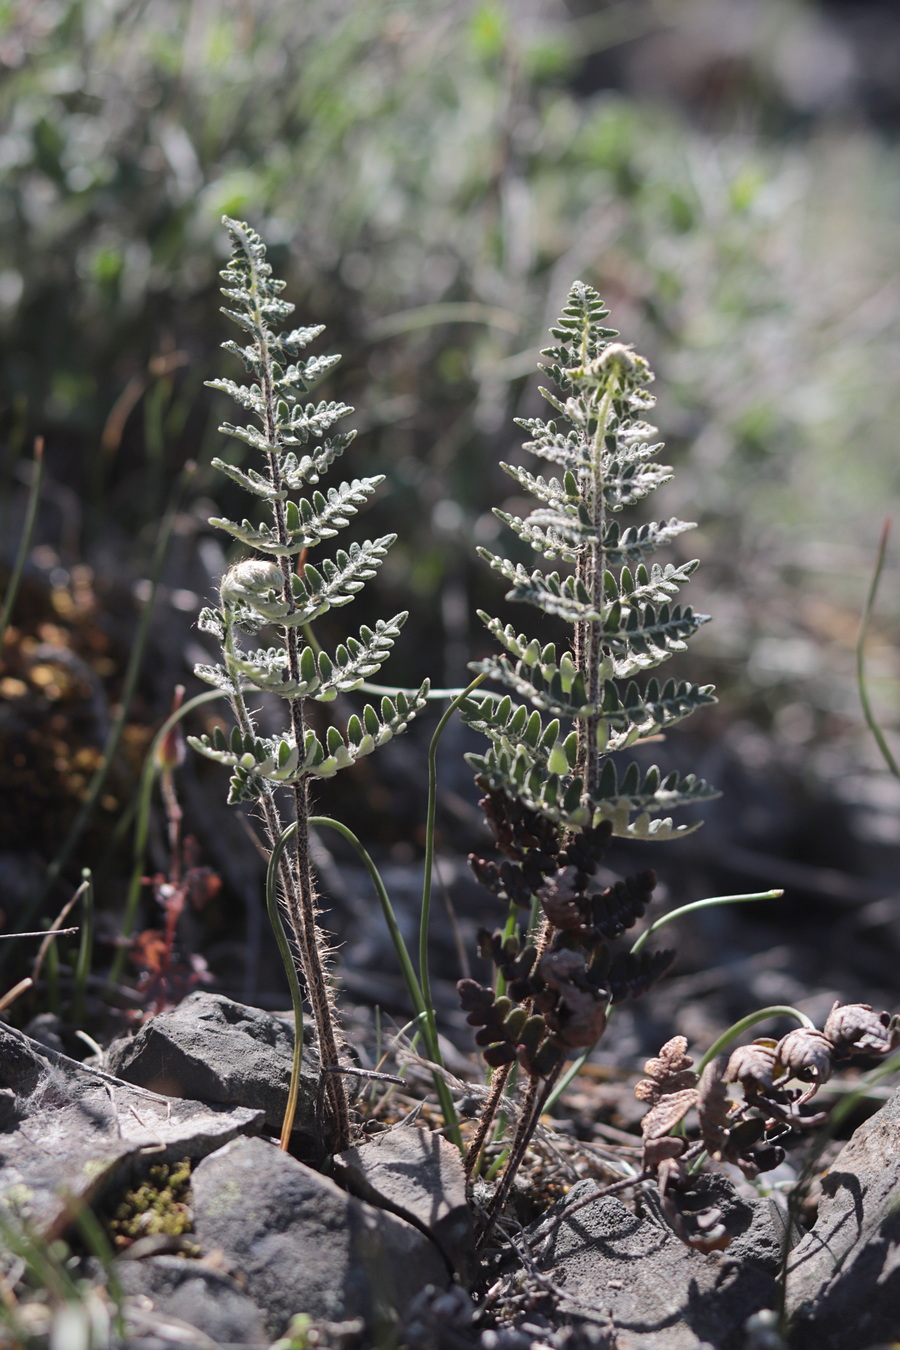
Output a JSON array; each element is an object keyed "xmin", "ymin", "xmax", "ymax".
[
  {"xmin": 190, "ymin": 218, "xmax": 428, "ymax": 1151},
  {"xmin": 459, "ymin": 282, "xmax": 719, "ymax": 1226}
]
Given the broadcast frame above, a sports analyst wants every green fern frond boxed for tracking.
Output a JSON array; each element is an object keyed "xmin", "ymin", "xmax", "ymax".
[
  {"xmin": 278, "ymin": 399, "xmax": 354, "ymax": 443},
  {"xmin": 210, "ymin": 458, "xmax": 286, "ymax": 500},
  {"xmin": 493, "ymin": 514, "xmax": 581, "ymax": 562},
  {"xmin": 188, "ymin": 682, "xmax": 429, "ymax": 785},
  {"xmin": 280, "ymin": 441, "xmax": 356, "ymax": 488},
  {"xmin": 462, "ymin": 694, "xmax": 579, "ymax": 769},
  {"xmin": 601, "ymin": 518, "xmax": 696, "ymax": 565},
  {"xmin": 210, "ymin": 476, "xmax": 382, "ymax": 556},
  {"xmin": 477, "ymin": 551, "xmax": 601, "ymax": 623},
  {"xmin": 226, "ymin": 614, "xmax": 408, "ymax": 701},
  {"xmin": 283, "ymin": 536, "xmax": 397, "ymax": 625},
  {"xmin": 194, "ymin": 220, "xmax": 429, "ymax": 1147},
  {"xmin": 470, "ymin": 278, "xmax": 718, "ymax": 842},
  {"xmin": 206, "ymin": 377, "xmax": 267, "ymax": 416},
  {"xmin": 603, "ymin": 456, "xmax": 674, "ymax": 510},
  {"xmin": 469, "ymin": 655, "xmax": 593, "ymax": 719},
  {"xmin": 602, "ymin": 560, "xmax": 699, "ymax": 608},
  {"xmin": 465, "ymin": 744, "xmax": 590, "ymax": 828}
]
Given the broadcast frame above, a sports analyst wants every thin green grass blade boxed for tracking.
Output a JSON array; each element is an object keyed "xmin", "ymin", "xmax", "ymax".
[
  {"xmin": 856, "ymin": 518, "xmax": 898, "ymax": 779},
  {"xmin": 265, "ymin": 820, "xmax": 305, "ymax": 1150},
  {"xmin": 0, "ymin": 436, "xmax": 44, "ymax": 654},
  {"xmin": 310, "ymin": 813, "xmax": 462, "ymax": 1149},
  {"xmin": 71, "ymin": 869, "xmax": 93, "ymax": 1025}
]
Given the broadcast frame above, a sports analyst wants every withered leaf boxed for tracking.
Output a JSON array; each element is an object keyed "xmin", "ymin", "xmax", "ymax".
[
  {"xmin": 823, "ymin": 1001, "xmax": 900, "ymax": 1058},
  {"xmin": 640, "ymin": 1088, "xmax": 699, "ymax": 1140}
]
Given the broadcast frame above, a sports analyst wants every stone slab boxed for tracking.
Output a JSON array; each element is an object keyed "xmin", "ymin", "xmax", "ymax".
[
  {"xmin": 785, "ymin": 1086, "xmax": 900, "ymax": 1349},
  {"xmin": 332, "ymin": 1124, "xmax": 474, "ymax": 1276},
  {"xmin": 0, "ymin": 1021, "xmax": 263, "ymax": 1240},
  {"xmin": 190, "ymin": 1134, "xmax": 449, "ymax": 1340},
  {"xmin": 105, "ymin": 992, "xmax": 321, "ymax": 1154},
  {"xmin": 530, "ymin": 1178, "xmax": 776, "ymax": 1350}
]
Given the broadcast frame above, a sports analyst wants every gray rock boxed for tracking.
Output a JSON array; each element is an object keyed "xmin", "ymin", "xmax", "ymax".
[
  {"xmin": 0, "ymin": 1021, "xmax": 263, "ymax": 1240},
  {"xmin": 115, "ymin": 1254, "xmax": 268, "ymax": 1346},
  {"xmin": 529, "ymin": 1178, "xmax": 775, "ymax": 1350},
  {"xmin": 785, "ymin": 1086, "xmax": 900, "ymax": 1349},
  {"xmin": 105, "ymin": 992, "xmax": 321, "ymax": 1154},
  {"xmin": 676, "ymin": 1172, "xmax": 788, "ymax": 1277},
  {"xmin": 332, "ymin": 1124, "xmax": 474, "ymax": 1276},
  {"xmin": 190, "ymin": 1134, "xmax": 449, "ymax": 1340}
]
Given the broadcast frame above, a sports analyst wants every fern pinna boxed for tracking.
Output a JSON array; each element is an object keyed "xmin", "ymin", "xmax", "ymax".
[
  {"xmin": 459, "ymin": 283, "xmax": 718, "ymax": 1217},
  {"xmin": 190, "ymin": 219, "xmax": 428, "ymax": 1150}
]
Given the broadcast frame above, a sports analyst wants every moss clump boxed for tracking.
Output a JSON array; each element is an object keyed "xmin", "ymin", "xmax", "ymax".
[{"xmin": 108, "ymin": 1157, "xmax": 194, "ymax": 1250}]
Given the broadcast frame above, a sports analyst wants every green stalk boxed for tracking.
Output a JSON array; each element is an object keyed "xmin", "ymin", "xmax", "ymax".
[
  {"xmin": 856, "ymin": 518, "xmax": 898, "ymax": 779},
  {"xmin": 265, "ymin": 823, "xmax": 306, "ymax": 1149},
  {"xmin": 310, "ymin": 816, "xmax": 426, "ymax": 1019},
  {"xmin": 0, "ymin": 436, "xmax": 43, "ymax": 655},
  {"xmin": 44, "ymin": 929, "xmax": 60, "ymax": 1016},
  {"xmin": 485, "ymin": 1144, "xmax": 510, "ymax": 1182},
  {"xmin": 420, "ymin": 674, "xmax": 487, "ymax": 1039},
  {"xmin": 697, "ymin": 1005, "xmax": 815, "ymax": 1074},
  {"xmin": 3, "ymin": 460, "xmax": 196, "ymax": 971},
  {"xmin": 109, "ymin": 687, "xmax": 224, "ymax": 986},
  {"xmin": 71, "ymin": 868, "xmax": 93, "ymax": 1025},
  {"xmin": 310, "ymin": 814, "xmax": 462, "ymax": 1148},
  {"xmin": 493, "ymin": 900, "xmax": 520, "ymax": 1000},
  {"xmin": 630, "ymin": 888, "xmax": 784, "ymax": 957}
]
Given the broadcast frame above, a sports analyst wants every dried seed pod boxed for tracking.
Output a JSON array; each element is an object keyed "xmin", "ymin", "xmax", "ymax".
[
  {"xmin": 724, "ymin": 1039, "xmax": 778, "ymax": 1091},
  {"xmin": 776, "ymin": 1027, "xmax": 834, "ymax": 1087},
  {"xmin": 823, "ymin": 1001, "xmax": 900, "ymax": 1059}
]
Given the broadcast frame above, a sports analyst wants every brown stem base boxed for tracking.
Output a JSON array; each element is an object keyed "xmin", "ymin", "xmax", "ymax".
[
  {"xmin": 465, "ymin": 1061, "xmax": 513, "ymax": 1181},
  {"xmin": 476, "ymin": 1063, "xmax": 561, "ymax": 1249}
]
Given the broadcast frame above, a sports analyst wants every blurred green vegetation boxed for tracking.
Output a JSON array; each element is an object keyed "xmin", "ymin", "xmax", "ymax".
[{"xmin": 1, "ymin": 0, "xmax": 898, "ymax": 750}]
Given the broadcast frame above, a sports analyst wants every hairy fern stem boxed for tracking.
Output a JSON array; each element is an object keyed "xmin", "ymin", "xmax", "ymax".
[
  {"xmin": 258, "ymin": 290, "xmax": 349, "ymax": 1145},
  {"xmin": 193, "ymin": 219, "xmax": 429, "ymax": 1152},
  {"xmin": 459, "ymin": 282, "xmax": 719, "ymax": 1220}
]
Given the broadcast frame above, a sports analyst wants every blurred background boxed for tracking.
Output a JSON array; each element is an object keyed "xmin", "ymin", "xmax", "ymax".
[{"xmin": 1, "ymin": 0, "xmax": 898, "ymax": 1052}]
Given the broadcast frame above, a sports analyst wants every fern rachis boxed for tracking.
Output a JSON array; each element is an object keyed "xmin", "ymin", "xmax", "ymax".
[
  {"xmin": 191, "ymin": 220, "xmax": 428, "ymax": 1151},
  {"xmin": 460, "ymin": 282, "xmax": 719, "ymax": 1227}
]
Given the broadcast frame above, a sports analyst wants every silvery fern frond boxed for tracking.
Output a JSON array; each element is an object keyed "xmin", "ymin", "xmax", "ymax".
[
  {"xmin": 465, "ymin": 280, "xmax": 717, "ymax": 840},
  {"xmin": 190, "ymin": 219, "xmax": 429, "ymax": 1150}
]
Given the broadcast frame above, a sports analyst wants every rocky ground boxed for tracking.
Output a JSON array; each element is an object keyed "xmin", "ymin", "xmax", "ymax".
[
  {"xmin": 2, "ymin": 529, "xmax": 899, "ymax": 1349},
  {"xmin": 3, "ymin": 983, "xmax": 900, "ymax": 1350}
]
